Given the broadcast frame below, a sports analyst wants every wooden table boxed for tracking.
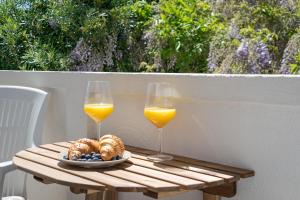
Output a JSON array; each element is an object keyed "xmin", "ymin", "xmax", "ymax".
[{"xmin": 13, "ymin": 141, "xmax": 254, "ymax": 200}]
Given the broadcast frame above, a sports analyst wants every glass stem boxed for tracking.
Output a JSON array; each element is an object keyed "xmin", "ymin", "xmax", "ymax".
[
  {"xmin": 97, "ymin": 122, "xmax": 102, "ymax": 139},
  {"xmin": 158, "ymin": 128, "xmax": 163, "ymax": 154}
]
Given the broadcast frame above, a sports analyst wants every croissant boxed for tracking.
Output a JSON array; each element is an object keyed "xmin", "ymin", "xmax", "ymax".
[
  {"xmin": 99, "ymin": 134, "xmax": 125, "ymax": 161},
  {"xmin": 68, "ymin": 138, "xmax": 99, "ymax": 160}
]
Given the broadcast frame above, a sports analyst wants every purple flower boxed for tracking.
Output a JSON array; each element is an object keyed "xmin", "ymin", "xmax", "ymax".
[
  {"xmin": 207, "ymin": 42, "xmax": 219, "ymax": 72},
  {"xmin": 255, "ymin": 41, "xmax": 271, "ymax": 67},
  {"xmin": 236, "ymin": 40, "xmax": 249, "ymax": 59},
  {"xmin": 208, "ymin": 62, "xmax": 217, "ymax": 71},
  {"xmin": 229, "ymin": 22, "xmax": 241, "ymax": 40},
  {"xmin": 248, "ymin": 61, "xmax": 260, "ymax": 74}
]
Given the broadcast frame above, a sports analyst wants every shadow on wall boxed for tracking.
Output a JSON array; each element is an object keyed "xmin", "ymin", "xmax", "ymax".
[{"xmin": 41, "ymin": 87, "xmax": 68, "ymax": 143}]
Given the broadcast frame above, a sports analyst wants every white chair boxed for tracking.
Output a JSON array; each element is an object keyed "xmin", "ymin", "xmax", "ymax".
[{"xmin": 0, "ymin": 86, "xmax": 48, "ymax": 200}]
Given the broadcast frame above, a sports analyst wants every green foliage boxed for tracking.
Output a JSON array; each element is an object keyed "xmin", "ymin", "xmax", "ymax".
[
  {"xmin": 20, "ymin": 41, "xmax": 68, "ymax": 71},
  {"xmin": 289, "ymin": 51, "xmax": 300, "ymax": 74},
  {"xmin": 208, "ymin": 0, "xmax": 299, "ymax": 74},
  {"xmin": 0, "ymin": 0, "xmax": 299, "ymax": 73},
  {"xmin": 0, "ymin": 0, "xmax": 81, "ymax": 70},
  {"xmin": 152, "ymin": 0, "xmax": 220, "ymax": 72},
  {"xmin": 0, "ymin": 0, "xmax": 27, "ymax": 69}
]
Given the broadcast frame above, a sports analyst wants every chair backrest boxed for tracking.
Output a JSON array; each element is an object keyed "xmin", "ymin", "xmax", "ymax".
[{"xmin": 0, "ymin": 86, "xmax": 48, "ymax": 197}]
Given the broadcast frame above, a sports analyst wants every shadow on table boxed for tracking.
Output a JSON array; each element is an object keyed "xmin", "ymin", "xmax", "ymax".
[{"xmin": 57, "ymin": 161, "xmax": 134, "ymax": 172}]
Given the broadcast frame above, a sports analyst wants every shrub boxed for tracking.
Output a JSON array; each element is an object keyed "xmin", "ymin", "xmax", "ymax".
[
  {"xmin": 0, "ymin": 0, "xmax": 299, "ymax": 73},
  {"xmin": 208, "ymin": 0, "xmax": 299, "ymax": 74},
  {"xmin": 148, "ymin": 0, "xmax": 220, "ymax": 72}
]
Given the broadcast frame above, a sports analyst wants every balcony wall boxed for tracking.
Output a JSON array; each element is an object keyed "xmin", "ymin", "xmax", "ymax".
[{"xmin": 0, "ymin": 71, "xmax": 300, "ymax": 200}]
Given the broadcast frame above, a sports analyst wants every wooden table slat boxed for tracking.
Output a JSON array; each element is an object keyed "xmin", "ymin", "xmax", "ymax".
[
  {"xmin": 120, "ymin": 162, "xmax": 204, "ymax": 190},
  {"xmin": 53, "ymin": 142, "xmax": 251, "ymax": 179},
  {"xmin": 13, "ymin": 157, "xmax": 105, "ymax": 190},
  {"xmin": 12, "ymin": 141, "xmax": 255, "ymax": 200},
  {"xmin": 49, "ymin": 143, "xmax": 221, "ymax": 189},
  {"xmin": 41, "ymin": 143, "xmax": 69, "ymax": 152},
  {"xmin": 52, "ymin": 142, "xmax": 228, "ymax": 185},
  {"xmin": 53, "ymin": 142, "xmax": 236, "ymax": 183},
  {"xmin": 129, "ymin": 153, "xmax": 237, "ymax": 182},
  {"xmin": 125, "ymin": 146, "xmax": 254, "ymax": 178},
  {"xmin": 26, "ymin": 147, "xmax": 182, "ymax": 192},
  {"xmin": 101, "ymin": 168, "xmax": 180, "ymax": 192},
  {"xmin": 128, "ymin": 157, "xmax": 224, "ymax": 185},
  {"xmin": 17, "ymin": 150, "xmax": 146, "ymax": 192},
  {"xmin": 54, "ymin": 142, "xmax": 73, "ymax": 148}
]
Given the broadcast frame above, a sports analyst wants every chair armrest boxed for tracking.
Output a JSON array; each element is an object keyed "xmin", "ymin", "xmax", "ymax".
[{"xmin": 0, "ymin": 161, "xmax": 16, "ymax": 175}]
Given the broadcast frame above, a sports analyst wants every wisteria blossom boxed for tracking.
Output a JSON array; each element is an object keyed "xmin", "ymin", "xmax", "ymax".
[
  {"xmin": 280, "ymin": 34, "xmax": 300, "ymax": 74},
  {"xmin": 236, "ymin": 40, "xmax": 249, "ymax": 59},
  {"xmin": 255, "ymin": 41, "xmax": 271, "ymax": 68}
]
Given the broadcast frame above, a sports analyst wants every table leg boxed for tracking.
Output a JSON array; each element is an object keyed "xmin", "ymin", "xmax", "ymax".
[
  {"xmin": 85, "ymin": 191, "xmax": 118, "ymax": 200},
  {"xmin": 103, "ymin": 191, "xmax": 118, "ymax": 200},
  {"xmin": 85, "ymin": 191, "xmax": 104, "ymax": 200},
  {"xmin": 203, "ymin": 192, "xmax": 221, "ymax": 200}
]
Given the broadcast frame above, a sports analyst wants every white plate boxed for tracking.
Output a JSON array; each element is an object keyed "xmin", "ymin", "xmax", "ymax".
[{"xmin": 58, "ymin": 151, "xmax": 131, "ymax": 168}]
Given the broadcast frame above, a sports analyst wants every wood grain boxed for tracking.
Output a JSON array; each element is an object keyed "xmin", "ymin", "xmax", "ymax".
[
  {"xmin": 143, "ymin": 190, "xmax": 187, "ymax": 199},
  {"xmin": 125, "ymin": 146, "xmax": 254, "ymax": 178},
  {"xmin": 128, "ymin": 157, "xmax": 224, "ymax": 186},
  {"xmin": 50, "ymin": 142, "xmax": 225, "ymax": 187},
  {"xmin": 16, "ymin": 150, "xmax": 146, "ymax": 192},
  {"xmin": 102, "ymin": 168, "xmax": 180, "ymax": 192},
  {"xmin": 40, "ymin": 143, "xmax": 69, "ymax": 152},
  {"xmin": 203, "ymin": 182, "xmax": 236, "ymax": 198},
  {"xmin": 27, "ymin": 147, "xmax": 184, "ymax": 192},
  {"xmin": 28, "ymin": 147, "xmax": 180, "ymax": 192},
  {"xmin": 13, "ymin": 156, "xmax": 105, "ymax": 190},
  {"xmin": 203, "ymin": 193, "xmax": 221, "ymax": 200},
  {"xmin": 85, "ymin": 190, "xmax": 118, "ymax": 200},
  {"xmin": 120, "ymin": 162, "xmax": 204, "ymax": 190},
  {"xmin": 103, "ymin": 190, "xmax": 118, "ymax": 200},
  {"xmin": 85, "ymin": 192, "xmax": 104, "ymax": 200},
  {"xmin": 12, "ymin": 142, "xmax": 255, "ymax": 200},
  {"xmin": 130, "ymin": 153, "xmax": 237, "ymax": 181},
  {"xmin": 54, "ymin": 142, "xmax": 249, "ymax": 179}
]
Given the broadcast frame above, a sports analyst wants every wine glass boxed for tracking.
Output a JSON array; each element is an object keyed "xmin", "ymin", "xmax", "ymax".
[
  {"xmin": 84, "ymin": 81, "xmax": 113, "ymax": 139},
  {"xmin": 144, "ymin": 82, "xmax": 176, "ymax": 162}
]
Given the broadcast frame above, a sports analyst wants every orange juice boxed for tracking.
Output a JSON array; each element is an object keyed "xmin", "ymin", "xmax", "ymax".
[
  {"xmin": 144, "ymin": 107, "xmax": 176, "ymax": 128},
  {"xmin": 84, "ymin": 103, "xmax": 114, "ymax": 123}
]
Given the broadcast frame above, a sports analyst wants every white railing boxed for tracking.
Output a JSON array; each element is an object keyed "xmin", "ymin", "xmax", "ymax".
[{"xmin": 1, "ymin": 71, "xmax": 300, "ymax": 200}]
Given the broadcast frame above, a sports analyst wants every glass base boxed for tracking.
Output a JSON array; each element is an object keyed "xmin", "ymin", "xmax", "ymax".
[{"xmin": 147, "ymin": 153, "xmax": 173, "ymax": 162}]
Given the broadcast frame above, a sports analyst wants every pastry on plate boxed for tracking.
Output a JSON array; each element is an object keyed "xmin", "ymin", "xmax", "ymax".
[{"xmin": 67, "ymin": 135, "xmax": 125, "ymax": 161}]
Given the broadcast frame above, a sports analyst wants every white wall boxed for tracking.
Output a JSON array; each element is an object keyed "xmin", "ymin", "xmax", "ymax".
[{"xmin": 1, "ymin": 71, "xmax": 300, "ymax": 200}]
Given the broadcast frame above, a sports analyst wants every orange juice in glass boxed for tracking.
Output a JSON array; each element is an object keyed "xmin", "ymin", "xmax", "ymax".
[
  {"xmin": 84, "ymin": 103, "xmax": 114, "ymax": 123},
  {"xmin": 144, "ymin": 82, "xmax": 176, "ymax": 162},
  {"xmin": 144, "ymin": 107, "xmax": 176, "ymax": 128},
  {"xmin": 84, "ymin": 81, "xmax": 113, "ymax": 138}
]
